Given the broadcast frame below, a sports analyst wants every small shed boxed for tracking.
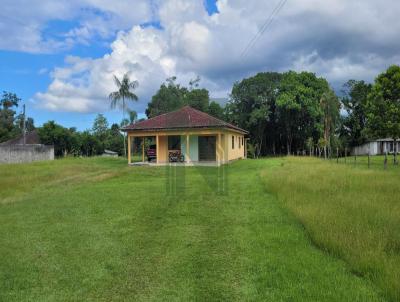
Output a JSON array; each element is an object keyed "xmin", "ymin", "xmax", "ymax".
[
  {"xmin": 352, "ymin": 138, "xmax": 400, "ymax": 155},
  {"xmin": 102, "ymin": 150, "xmax": 118, "ymax": 157}
]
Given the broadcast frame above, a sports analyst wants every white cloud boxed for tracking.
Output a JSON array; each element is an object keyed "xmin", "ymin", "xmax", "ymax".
[
  {"xmin": 0, "ymin": 0, "xmax": 153, "ymax": 53},
  {"xmin": 30, "ymin": 0, "xmax": 400, "ymax": 112}
]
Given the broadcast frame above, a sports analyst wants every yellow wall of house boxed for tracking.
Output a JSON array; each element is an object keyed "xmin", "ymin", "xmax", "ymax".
[
  {"xmin": 226, "ymin": 132, "xmax": 245, "ymax": 161},
  {"xmin": 127, "ymin": 128, "xmax": 246, "ymax": 164},
  {"xmin": 158, "ymin": 136, "xmax": 168, "ymax": 163}
]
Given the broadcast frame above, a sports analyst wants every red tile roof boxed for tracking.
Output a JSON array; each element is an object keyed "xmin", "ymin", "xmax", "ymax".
[{"xmin": 122, "ymin": 106, "xmax": 247, "ymax": 134}]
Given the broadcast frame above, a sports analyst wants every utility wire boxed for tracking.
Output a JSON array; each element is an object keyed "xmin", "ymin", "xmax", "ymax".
[{"xmin": 240, "ymin": 0, "xmax": 288, "ymax": 58}]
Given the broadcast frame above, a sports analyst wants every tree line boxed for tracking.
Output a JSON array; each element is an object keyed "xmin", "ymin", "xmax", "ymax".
[
  {"xmin": 225, "ymin": 66, "xmax": 400, "ymax": 161},
  {"xmin": 2, "ymin": 65, "xmax": 399, "ymax": 161},
  {"xmin": 144, "ymin": 66, "xmax": 400, "ymax": 162},
  {"xmin": 37, "ymin": 115, "xmax": 130, "ymax": 157}
]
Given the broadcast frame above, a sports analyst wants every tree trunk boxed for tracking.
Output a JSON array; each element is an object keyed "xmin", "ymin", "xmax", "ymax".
[
  {"xmin": 286, "ymin": 132, "xmax": 292, "ymax": 156},
  {"xmin": 336, "ymin": 147, "xmax": 339, "ymax": 163},
  {"xmin": 272, "ymin": 140, "xmax": 276, "ymax": 156}
]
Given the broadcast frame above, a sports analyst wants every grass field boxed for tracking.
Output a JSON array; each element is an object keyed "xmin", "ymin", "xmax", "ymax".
[
  {"xmin": 0, "ymin": 157, "xmax": 393, "ymax": 301},
  {"xmin": 262, "ymin": 156, "xmax": 400, "ymax": 302}
]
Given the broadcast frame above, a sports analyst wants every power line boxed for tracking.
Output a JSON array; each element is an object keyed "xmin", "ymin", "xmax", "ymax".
[
  {"xmin": 240, "ymin": 0, "xmax": 288, "ymax": 58},
  {"xmin": 241, "ymin": 0, "xmax": 287, "ymax": 58}
]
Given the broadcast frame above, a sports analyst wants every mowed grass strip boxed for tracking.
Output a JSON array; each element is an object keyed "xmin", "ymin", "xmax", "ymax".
[
  {"xmin": 262, "ymin": 156, "xmax": 400, "ymax": 302},
  {"xmin": 0, "ymin": 157, "xmax": 128, "ymax": 203},
  {"xmin": 0, "ymin": 158, "xmax": 385, "ymax": 301}
]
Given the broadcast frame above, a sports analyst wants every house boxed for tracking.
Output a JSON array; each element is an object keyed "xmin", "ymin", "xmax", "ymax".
[
  {"xmin": 122, "ymin": 106, "xmax": 248, "ymax": 165},
  {"xmin": 352, "ymin": 138, "xmax": 400, "ymax": 155}
]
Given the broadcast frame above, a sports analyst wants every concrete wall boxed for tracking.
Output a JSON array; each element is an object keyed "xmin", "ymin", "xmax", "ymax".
[{"xmin": 0, "ymin": 144, "xmax": 54, "ymax": 164}]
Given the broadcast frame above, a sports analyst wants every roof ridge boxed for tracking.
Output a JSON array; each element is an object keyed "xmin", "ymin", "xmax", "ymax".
[{"xmin": 121, "ymin": 105, "xmax": 247, "ymax": 133}]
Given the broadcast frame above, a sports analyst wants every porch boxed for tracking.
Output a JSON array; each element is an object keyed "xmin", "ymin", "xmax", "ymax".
[{"xmin": 127, "ymin": 130, "xmax": 227, "ymax": 166}]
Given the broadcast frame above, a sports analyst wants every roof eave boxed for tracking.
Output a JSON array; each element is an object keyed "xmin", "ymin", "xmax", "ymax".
[{"xmin": 122, "ymin": 125, "xmax": 248, "ymax": 134}]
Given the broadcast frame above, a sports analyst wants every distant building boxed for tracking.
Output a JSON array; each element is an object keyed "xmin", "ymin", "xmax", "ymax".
[
  {"xmin": 102, "ymin": 150, "xmax": 118, "ymax": 157},
  {"xmin": 352, "ymin": 138, "xmax": 400, "ymax": 155},
  {"xmin": 0, "ymin": 130, "xmax": 54, "ymax": 164}
]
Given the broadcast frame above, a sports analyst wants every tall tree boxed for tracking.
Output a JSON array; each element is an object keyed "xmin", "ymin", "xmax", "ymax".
[
  {"xmin": 0, "ymin": 91, "xmax": 20, "ymax": 109},
  {"xmin": 320, "ymin": 89, "xmax": 340, "ymax": 159},
  {"xmin": 38, "ymin": 121, "xmax": 74, "ymax": 157},
  {"xmin": 0, "ymin": 91, "xmax": 21, "ymax": 142},
  {"xmin": 184, "ymin": 88, "xmax": 210, "ymax": 112},
  {"xmin": 227, "ymin": 72, "xmax": 282, "ymax": 156},
  {"xmin": 366, "ymin": 65, "xmax": 400, "ymax": 164},
  {"xmin": 276, "ymin": 71, "xmax": 330, "ymax": 154},
  {"xmin": 207, "ymin": 101, "xmax": 225, "ymax": 120},
  {"xmin": 340, "ymin": 80, "xmax": 372, "ymax": 147},
  {"xmin": 92, "ymin": 114, "xmax": 109, "ymax": 141},
  {"xmin": 146, "ymin": 77, "xmax": 187, "ymax": 118},
  {"xmin": 105, "ymin": 123, "xmax": 124, "ymax": 155},
  {"xmin": 109, "ymin": 73, "xmax": 139, "ymax": 157},
  {"xmin": 146, "ymin": 77, "xmax": 213, "ymax": 117}
]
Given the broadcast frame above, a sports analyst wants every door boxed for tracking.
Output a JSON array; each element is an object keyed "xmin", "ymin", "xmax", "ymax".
[{"xmin": 198, "ymin": 136, "xmax": 216, "ymax": 161}]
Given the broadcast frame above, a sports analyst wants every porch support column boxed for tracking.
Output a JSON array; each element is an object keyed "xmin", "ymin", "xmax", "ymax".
[
  {"xmin": 127, "ymin": 134, "xmax": 132, "ymax": 164},
  {"xmin": 142, "ymin": 137, "xmax": 145, "ymax": 162},
  {"xmin": 217, "ymin": 133, "xmax": 222, "ymax": 164},
  {"xmin": 245, "ymin": 138, "xmax": 248, "ymax": 159},
  {"xmin": 156, "ymin": 135, "xmax": 159, "ymax": 164},
  {"xmin": 186, "ymin": 134, "xmax": 190, "ymax": 163}
]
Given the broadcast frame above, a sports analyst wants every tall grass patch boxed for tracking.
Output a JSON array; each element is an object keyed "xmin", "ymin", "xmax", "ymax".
[{"xmin": 262, "ymin": 157, "xmax": 400, "ymax": 301}]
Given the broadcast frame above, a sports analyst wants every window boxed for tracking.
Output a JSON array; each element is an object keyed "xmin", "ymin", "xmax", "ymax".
[
  {"xmin": 168, "ymin": 136, "xmax": 181, "ymax": 150},
  {"xmin": 232, "ymin": 136, "xmax": 234, "ymax": 149},
  {"xmin": 242, "ymin": 137, "xmax": 244, "ymax": 146},
  {"xmin": 238, "ymin": 136, "xmax": 240, "ymax": 148}
]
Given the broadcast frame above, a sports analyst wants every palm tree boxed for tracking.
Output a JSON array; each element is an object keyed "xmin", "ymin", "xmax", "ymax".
[{"xmin": 109, "ymin": 73, "xmax": 139, "ymax": 157}]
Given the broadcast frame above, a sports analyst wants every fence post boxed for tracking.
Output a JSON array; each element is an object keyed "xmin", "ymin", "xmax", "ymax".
[{"xmin": 384, "ymin": 150, "xmax": 388, "ymax": 170}]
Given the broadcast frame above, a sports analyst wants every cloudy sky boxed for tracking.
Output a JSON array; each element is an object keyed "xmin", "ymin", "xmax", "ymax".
[{"xmin": 1, "ymin": 0, "xmax": 399, "ymax": 129}]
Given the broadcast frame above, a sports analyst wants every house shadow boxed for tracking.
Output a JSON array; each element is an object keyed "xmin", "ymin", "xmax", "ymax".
[{"xmin": 165, "ymin": 163, "xmax": 229, "ymax": 197}]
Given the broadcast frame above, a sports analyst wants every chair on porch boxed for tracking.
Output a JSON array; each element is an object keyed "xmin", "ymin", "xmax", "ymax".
[{"xmin": 168, "ymin": 150, "xmax": 185, "ymax": 162}]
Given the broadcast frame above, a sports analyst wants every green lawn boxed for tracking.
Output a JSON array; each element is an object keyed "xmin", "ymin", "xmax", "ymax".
[
  {"xmin": 262, "ymin": 156, "xmax": 400, "ymax": 302},
  {"xmin": 0, "ymin": 157, "xmax": 389, "ymax": 301}
]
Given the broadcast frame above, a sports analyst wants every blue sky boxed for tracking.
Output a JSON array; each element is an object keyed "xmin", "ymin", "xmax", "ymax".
[
  {"xmin": 0, "ymin": 0, "xmax": 398, "ymax": 130},
  {"xmin": 0, "ymin": 0, "xmax": 219, "ymax": 130}
]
